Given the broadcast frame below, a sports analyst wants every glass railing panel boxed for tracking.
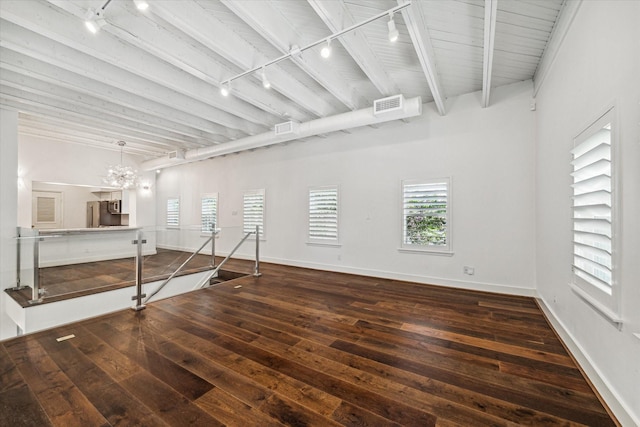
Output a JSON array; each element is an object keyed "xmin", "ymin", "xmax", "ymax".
[{"xmin": 34, "ymin": 228, "xmax": 140, "ymax": 301}]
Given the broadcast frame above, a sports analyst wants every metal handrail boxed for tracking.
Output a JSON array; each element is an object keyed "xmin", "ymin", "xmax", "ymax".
[
  {"xmin": 142, "ymin": 232, "xmax": 215, "ymax": 304},
  {"xmin": 193, "ymin": 230, "xmax": 254, "ymax": 291}
]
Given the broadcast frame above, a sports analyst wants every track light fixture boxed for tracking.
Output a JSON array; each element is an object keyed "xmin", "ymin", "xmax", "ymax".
[
  {"xmin": 220, "ymin": 81, "xmax": 230, "ymax": 97},
  {"xmin": 388, "ymin": 12, "xmax": 399, "ymax": 42},
  {"xmin": 84, "ymin": 0, "xmax": 112, "ymax": 34},
  {"xmin": 261, "ymin": 67, "xmax": 271, "ymax": 89},
  {"xmin": 84, "ymin": 8, "xmax": 107, "ymax": 34},
  {"xmin": 320, "ymin": 38, "xmax": 332, "ymax": 59},
  {"xmin": 133, "ymin": 0, "xmax": 149, "ymax": 11},
  {"xmin": 218, "ymin": 2, "xmax": 410, "ymax": 98}
]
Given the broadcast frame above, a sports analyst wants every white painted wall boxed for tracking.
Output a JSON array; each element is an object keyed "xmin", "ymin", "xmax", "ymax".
[
  {"xmin": 0, "ymin": 108, "xmax": 19, "ymax": 339},
  {"xmin": 156, "ymin": 81, "xmax": 537, "ymax": 296},
  {"xmin": 535, "ymin": 2, "xmax": 640, "ymax": 425}
]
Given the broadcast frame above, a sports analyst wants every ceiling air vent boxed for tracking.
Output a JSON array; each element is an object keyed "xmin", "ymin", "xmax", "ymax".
[
  {"xmin": 373, "ymin": 94, "xmax": 404, "ymax": 116},
  {"xmin": 167, "ymin": 150, "xmax": 185, "ymax": 160},
  {"xmin": 274, "ymin": 121, "xmax": 299, "ymax": 136}
]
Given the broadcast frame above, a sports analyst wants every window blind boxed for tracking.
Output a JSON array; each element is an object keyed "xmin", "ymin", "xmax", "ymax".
[
  {"xmin": 201, "ymin": 194, "xmax": 218, "ymax": 232},
  {"xmin": 167, "ymin": 198, "xmax": 179, "ymax": 227},
  {"xmin": 309, "ymin": 187, "xmax": 338, "ymax": 241},
  {"xmin": 571, "ymin": 127, "xmax": 612, "ymax": 294},
  {"xmin": 243, "ymin": 190, "xmax": 264, "ymax": 237}
]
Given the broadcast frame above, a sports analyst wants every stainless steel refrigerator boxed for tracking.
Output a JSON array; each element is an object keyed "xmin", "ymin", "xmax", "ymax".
[{"xmin": 86, "ymin": 201, "xmax": 121, "ymax": 227}]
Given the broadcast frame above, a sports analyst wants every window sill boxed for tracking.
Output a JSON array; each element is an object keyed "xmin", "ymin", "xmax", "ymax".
[
  {"xmin": 306, "ymin": 241, "xmax": 342, "ymax": 248},
  {"xmin": 397, "ymin": 247, "xmax": 454, "ymax": 256},
  {"xmin": 568, "ymin": 282, "xmax": 622, "ymax": 326}
]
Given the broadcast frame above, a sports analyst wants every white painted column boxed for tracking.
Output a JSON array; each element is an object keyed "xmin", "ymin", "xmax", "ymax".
[{"xmin": 0, "ymin": 108, "xmax": 19, "ymax": 339}]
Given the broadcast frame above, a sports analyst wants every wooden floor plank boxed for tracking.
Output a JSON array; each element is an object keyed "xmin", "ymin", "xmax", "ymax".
[{"xmin": 0, "ymin": 260, "xmax": 617, "ymax": 426}]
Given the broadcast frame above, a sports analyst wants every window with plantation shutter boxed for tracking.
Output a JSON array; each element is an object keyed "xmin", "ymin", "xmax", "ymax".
[
  {"xmin": 309, "ymin": 186, "xmax": 338, "ymax": 242},
  {"xmin": 243, "ymin": 189, "xmax": 264, "ymax": 238},
  {"xmin": 571, "ymin": 108, "xmax": 618, "ymax": 317},
  {"xmin": 201, "ymin": 193, "xmax": 218, "ymax": 233},
  {"xmin": 401, "ymin": 178, "xmax": 451, "ymax": 253},
  {"xmin": 167, "ymin": 198, "xmax": 179, "ymax": 227}
]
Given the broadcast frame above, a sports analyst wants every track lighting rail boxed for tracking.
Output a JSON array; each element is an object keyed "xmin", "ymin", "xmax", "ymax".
[{"xmin": 220, "ymin": 1, "xmax": 412, "ymax": 91}]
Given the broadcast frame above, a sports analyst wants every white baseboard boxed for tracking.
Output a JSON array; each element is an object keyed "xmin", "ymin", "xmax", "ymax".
[
  {"xmin": 219, "ymin": 252, "xmax": 537, "ymax": 297},
  {"xmin": 537, "ymin": 298, "xmax": 637, "ymax": 427}
]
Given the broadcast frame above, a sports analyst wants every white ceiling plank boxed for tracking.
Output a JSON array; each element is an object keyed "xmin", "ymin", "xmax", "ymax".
[
  {"xmin": 0, "ymin": 20, "xmax": 263, "ymax": 137},
  {"xmin": 0, "ymin": 69, "xmax": 217, "ymax": 146},
  {"xmin": 0, "ymin": 93, "xmax": 198, "ymax": 152},
  {"xmin": 148, "ymin": 1, "xmax": 335, "ymax": 119},
  {"xmin": 482, "ymin": 0, "xmax": 498, "ymax": 108},
  {"xmin": 1, "ymin": 1, "xmax": 271, "ymax": 132},
  {"xmin": 399, "ymin": 0, "xmax": 446, "ymax": 115},
  {"xmin": 221, "ymin": 0, "xmax": 363, "ymax": 111},
  {"xmin": 19, "ymin": 114, "xmax": 170, "ymax": 156},
  {"xmin": 0, "ymin": 49, "xmax": 242, "ymax": 141},
  {"xmin": 307, "ymin": 0, "xmax": 399, "ymax": 97},
  {"xmin": 533, "ymin": 0, "xmax": 582, "ymax": 96}
]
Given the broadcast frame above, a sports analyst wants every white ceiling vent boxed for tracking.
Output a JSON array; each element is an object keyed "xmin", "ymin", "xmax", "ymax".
[
  {"xmin": 274, "ymin": 121, "xmax": 299, "ymax": 136},
  {"xmin": 373, "ymin": 94, "xmax": 404, "ymax": 116},
  {"xmin": 167, "ymin": 150, "xmax": 185, "ymax": 160}
]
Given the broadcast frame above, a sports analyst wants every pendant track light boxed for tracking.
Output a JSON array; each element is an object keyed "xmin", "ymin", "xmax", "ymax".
[
  {"xmin": 133, "ymin": 0, "xmax": 149, "ymax": 11},
  {"xmin": 84, "ymin": 0, "xmax": 112, "ymax": 34},
  {"xmin": 320, "ymin": 38, "xmax": 332, "ymax": 59},
  {"xmin": 388, "ymin": 12, "xmax": 399, "ymax": 42},
  {"xmin": 261, "ymin": 67, "xmax": 271, "ymax": 89},
  {"xmin": 220, "ymin": 81, "xmax": 231, "ymax": 97}
]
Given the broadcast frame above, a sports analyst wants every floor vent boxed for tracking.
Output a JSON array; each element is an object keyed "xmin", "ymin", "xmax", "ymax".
[
  {"xmin": 374, "ymin": 94, "xmax": 404, "ymax": 116},
  {"xmin": 274, "ymin": 121, "xmax": 299, "ymax": 136}
]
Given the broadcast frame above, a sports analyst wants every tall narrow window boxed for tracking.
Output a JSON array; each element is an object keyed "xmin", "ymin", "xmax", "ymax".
[
  {"xmin": 309, "ymin": 186, "xmax": 339, "ymax": 242},
  {"xmin": 201, "ymin": 193, "xmax": 218, "ymax": 232},
  {"xmin": 167, "ymin": 197, "xmax": 179, "ymax": 227},
  {"xmin": 243, "ymin": 189, "xmax": 265, "ymax": 238},
  {"xmin": 571, "ymin": 108, "xmax": 617, "ymax": 316},
  {"xmin": 402, "ymin": 178, "xmax": 451, "ymax": 253}
]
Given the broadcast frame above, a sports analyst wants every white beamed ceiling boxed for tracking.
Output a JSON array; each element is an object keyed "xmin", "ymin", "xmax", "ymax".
[{"xmin": 0, "ymin": 0, "xmax": 566, "ymax": 160}]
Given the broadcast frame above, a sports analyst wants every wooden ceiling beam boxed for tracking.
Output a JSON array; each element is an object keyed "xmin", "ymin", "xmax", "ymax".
[
  {"xmin": 399, "ymin": 0, "xmax": 447, "ymax": 115},
  {"xmin": 482, "ymin": 0, "xmax": 498, "ymax": 108}
]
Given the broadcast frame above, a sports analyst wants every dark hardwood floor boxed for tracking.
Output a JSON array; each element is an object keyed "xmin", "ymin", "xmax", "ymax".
[{"xmin": 0, "ymin": 262, "xmax": 617, "ymax": 426}]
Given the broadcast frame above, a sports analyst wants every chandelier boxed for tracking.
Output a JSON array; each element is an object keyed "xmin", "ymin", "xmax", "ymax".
[{"xmin": 104, "ymin": 141, "xmax": 139, "ymax": 189}]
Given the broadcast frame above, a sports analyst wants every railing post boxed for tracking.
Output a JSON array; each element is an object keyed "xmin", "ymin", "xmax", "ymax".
[
  {"xmin": 15, "ymin": 227, "xmax": 21, "ymax": 289},
  {"xmin": 30, "ymin": 229, "xmax": 41, "ymax": 303},
  {"xmin": 254, "ymin": 225, "xmax": 262, "ymax": 277},
  {"xmin": 131, "ymin": 229, "xmax": 146, "ymax": 311},
  {"xmin": 210, "ymin": 224, "xmax": 216, "ymax": 268}
]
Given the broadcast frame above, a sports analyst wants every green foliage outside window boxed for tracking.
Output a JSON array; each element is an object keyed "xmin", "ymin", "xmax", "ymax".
[{"xmin": 405, "ymin": 202, "xmax": 447, "ymax": 245}]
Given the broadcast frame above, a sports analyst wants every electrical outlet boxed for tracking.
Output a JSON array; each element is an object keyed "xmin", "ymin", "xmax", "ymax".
[
  {"xmin": 337, "ymin": 254, "xmax": 342, "ymax": 261},
  {"xmin": 463, "ymin": 266, "xmax": 475, "ymax": 275}
]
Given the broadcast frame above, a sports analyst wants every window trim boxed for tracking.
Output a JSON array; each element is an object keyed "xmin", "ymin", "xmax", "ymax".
[
  {"xmin": 166, "ymin": 197, "xmax": 180, "ymax": 228},
  {"xmin": 307, "ymin": 185, "xmax": 340, "ymax": 246},
  {"xmin": 243, "ymin": 189, "xmax": 265, "ymax": 240},
  {"xmin": 201, "ymin": 192, "xmax": 219, "ymax": 234},
  {"xmin": 570, "ymin": 105, "xmax": 621, "ymax": 319},
  {"xmin": 399, "ymin": 177, "xmax": 452, "ymax": 255}
]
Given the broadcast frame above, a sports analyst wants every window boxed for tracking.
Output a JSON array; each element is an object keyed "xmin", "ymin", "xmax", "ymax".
[
  {"xmin": 401, "ymin": 178, "xmax": 451, "ymax": 253},
  {"xmin": 201, "ymin": 193, "xmax": 218, "ymax": 232},
  {"xmin": 571, "ymin": 107, "xmax": 618, "ymax": 318},
  {"xmin": 167, "ymin": 197, "xmax": 179, "ymax": 227},
  {"xmin": 308, "ymin": 186, "xmax": 339, "ymax": 243},
  {"xmin": 32, "ymin": 191, "xmax": 63, "ymax": 229},
  {"xmin": 243, "ymin": 189, "xmax": 265, "ymax": 238}
]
